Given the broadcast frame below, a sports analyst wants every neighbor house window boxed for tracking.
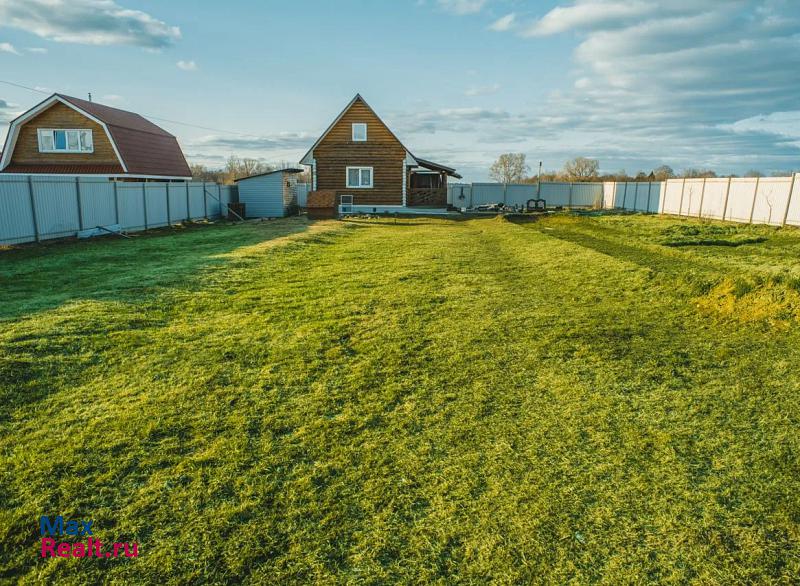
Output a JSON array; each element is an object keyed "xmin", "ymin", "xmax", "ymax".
[
  {"xmin": 352, "ymin": 123, "xmax": 367, "ymax": 142},
  {"xmin": 346, "ymin": 166, "xmax": 373, "ymax": 188},
  {"xmin": 37, "ymin": 129, "xmax": 93, "ymax": 153}
]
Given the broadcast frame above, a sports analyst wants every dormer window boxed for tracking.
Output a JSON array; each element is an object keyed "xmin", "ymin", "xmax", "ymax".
[
  {"xmin": 352, "ymin": 123, "xmax": 367, "ymax": 142},
  {"xmin": 38, "ymin": 129, "xmax": 93, "ymax": 153}
]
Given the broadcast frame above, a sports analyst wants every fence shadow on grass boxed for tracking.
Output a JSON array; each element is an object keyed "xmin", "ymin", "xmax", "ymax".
[{"xmin": 0, "ymin": 218, "xmax": 321, "ymax": 321}]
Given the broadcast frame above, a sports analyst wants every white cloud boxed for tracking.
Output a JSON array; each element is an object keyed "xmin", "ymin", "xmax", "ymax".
[
  {"xmin": 176, "ymin": 60, "xmax": 198, "ymax": 71},
  {"xmin": 465, "ymin": 83, "xmax": 501, "ymax": 96},
  {"xmin": 437, "ymin": 0, "xmax": 487, "ymax": 15},
  {"xmin": 0, "ymin": 0, "xmax": 181, "ymax": 48},
  {"xmin": 489, "ymin": 13, "xmax": 515, "ymax": 31},
  {"xmin": 522, "ymin": 1, "xmax": 657, "ymax": 37},
  {"xmin": 491, "ymin": 0, "xmax": 800, "ymax": 173},
  {"xmin": 0, "ymin": 42, "xmax": 20, "ymax": 55}
]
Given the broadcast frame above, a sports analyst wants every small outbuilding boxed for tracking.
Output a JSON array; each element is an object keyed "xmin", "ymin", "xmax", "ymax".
[{"xmin": 235, "ymin": 168, "xmax": 304, "ymax": 218}]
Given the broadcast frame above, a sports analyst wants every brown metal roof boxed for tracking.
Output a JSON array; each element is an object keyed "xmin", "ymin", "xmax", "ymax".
[
  {"xmin": 2, "ymin": 163, "xmax": 125, "ymax": 175},
  {"xmin": 57, "ymin": 94, "xmax": 192, "ymax": 178}
]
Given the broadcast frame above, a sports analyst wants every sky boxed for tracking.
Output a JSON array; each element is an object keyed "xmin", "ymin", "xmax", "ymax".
[{"xmin": 0, "ymin": 0, "xmax": 798, "ymax": 181}]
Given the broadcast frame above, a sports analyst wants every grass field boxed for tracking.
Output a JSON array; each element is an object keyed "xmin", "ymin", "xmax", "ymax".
[{"xmin": 1, "ymin": 213, "xmax": 800, "ymax": 584}]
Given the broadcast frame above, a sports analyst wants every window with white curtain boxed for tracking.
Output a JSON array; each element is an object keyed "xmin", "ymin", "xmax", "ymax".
[
  {"xmin": 351, "ymin": 123, "xmax": 367, "ymax": 142},
  {"xmin": 37, "ymin": 129, "xmax": 94, "ymax": 153},
  {"xmin": 346, "ymin": 166, "xmax": 373, "ymax": 188}
]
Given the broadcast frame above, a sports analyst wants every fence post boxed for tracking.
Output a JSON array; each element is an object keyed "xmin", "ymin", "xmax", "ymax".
[
  {"xmin": 503, "ymin": 182, "xmax": 507, "ymax": 205},
  {"xmin": 75, "ymin": 177, "xmax": 84, "ymax": 230},
  {"xmin": 142, "ymin": 182, "xmax": 148, "ymax": 230},
  {"xmin": 678, "ymin": 178, "xmax": 687, "ymax": 216},
  {"xmin": 646, "ymin": 182, "xmax": 653, "ymax": 213},
  {"xmin": 782, "ymin": 173, "xmax": 797, "ymax": 227},
  {"xmin": 721, "ymin": 177, "xmax": 732, "ymax": 221},
  {"xmin": 621, "ymin": 182, "xmax": 628, "ymax": 210},
  {"xmin": 27, "ymin": 176, "xmax": 40, "ymax": 242},
  {"xmin": 186, "ymin": 182, "xmax": 191, "ymax": 221},
  {"xmin": 166, "ymin": 183, "xmax": 171, "ymax": 226},
  {"xmin": 698, "ymin": 177, "xmax": 707, "ymax": 219},
  {"xmin": 203, "ymin": 181, "xmax": 208, "ymax": 219},
  {"xmin": 568, "ymin": 182, "xmax": 573, "ymax": 208},
  {"xmin": 113, "ymin": 181, "xmax": 120, "ymax": 225},
  {"xmin": 748, "ymin": 176, "xmax": 760, "ymax": 224}
]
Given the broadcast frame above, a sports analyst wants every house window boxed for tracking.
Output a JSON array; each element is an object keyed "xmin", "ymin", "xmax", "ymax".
[
  {"xmin": 352, "ymin": 123, "xmax": 367, "ymax": 142},
  {"xmin": 346, "ymin": 166, "xmax": 373, "ymax": 188},
  {"xmin": 37, "ymin": 129, "xmax": 94, "ymax": 153}
]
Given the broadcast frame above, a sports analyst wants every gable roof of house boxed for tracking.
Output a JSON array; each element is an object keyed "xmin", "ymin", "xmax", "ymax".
[
  {"xmin": 0, "ymin": 94, "xmax": 192, "ymax": 178},
  {"xmin": 299, "ymin": 94, "xmax": 411, "ymax": 165},
  {"xmin": 299, "ymin": 94, "xmax": 460, "ymax": 178}
]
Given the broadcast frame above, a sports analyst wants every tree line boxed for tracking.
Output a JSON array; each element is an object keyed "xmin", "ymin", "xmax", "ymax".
[
  {"xmin": 489, "ymin": 153, "xmax": 789, "ymax": 184},
  {"xmin": 190, "ymin": 156, "xmax": 310, "ymax": 185}
]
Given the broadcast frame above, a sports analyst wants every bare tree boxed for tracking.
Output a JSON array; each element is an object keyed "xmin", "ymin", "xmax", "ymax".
[
  {"xmin": 682, "ymin": 168, "xmax": 717, "ymax": 178},
  {"xmin": 490, "ymin": 153, "xmax": 529, "ymax": 183},
  {"xmin": 744, "ymin": 170, "xmax": 765, "ymax": 178},
  {"xmin": 563, "ymin": 157, "xmax": 599, "ymax": 181},
  {"xmin": 223, "ymin": 156, "xmax": 274, "ymax": 184},
  {"xmin": 653, "ymin": 165, "xmax": 675, "ymax": 181}
]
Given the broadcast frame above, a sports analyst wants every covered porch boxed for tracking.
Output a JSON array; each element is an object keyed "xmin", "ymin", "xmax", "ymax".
[{"xmin": 407, "ymin": 158, "xmax": 462, "ymax": 207}]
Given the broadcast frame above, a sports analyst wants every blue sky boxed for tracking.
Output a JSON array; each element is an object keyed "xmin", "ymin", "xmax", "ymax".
[{"xmin": 0, "ymin": 0, "xmax": 798, "ymax": 181}]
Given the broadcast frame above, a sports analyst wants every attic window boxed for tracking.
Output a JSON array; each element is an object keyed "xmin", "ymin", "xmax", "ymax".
[
  {"xmin": 38, "ymin": 129, "xmax": 93, "ymax": 153},
  {"xmin": 352, "ymin": 123, "xmax": 367, "ymax": 142}
]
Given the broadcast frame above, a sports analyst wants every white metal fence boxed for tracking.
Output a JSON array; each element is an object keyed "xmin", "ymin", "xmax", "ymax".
[
  {"xmin": 449, "ymin": 182, "xmax": 604, "ymax": 208},
  {"xmin": 604, "ymin": 175, "xmax": 800, "ymax": 226},
  {"xmin": 449, "ymin": 175, "xmax": 800, "ymax": 227},
  {"xmin": 0, "ymin": 176, "xmax": 238, "ymax": 245}
]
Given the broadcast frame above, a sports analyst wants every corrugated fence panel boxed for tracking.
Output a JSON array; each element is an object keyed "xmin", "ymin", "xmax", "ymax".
[
  {"xmin": 296, "ymin": 183, "xmax": 310, "ymax": 207},
  {"xmin": 449, "ymin": 184, "xmax": 472, "ymax": 207},
  {"xmin": 784, "ymin": 174, "xmax": 800, "ymax": 227},
  {"xmin": 681, "ymin": 180, "xmax": 704, "ymax": 216},
  {"xmin": 647, "ymin": 183, "xmax": 664, "ymax": 213},
  {"xmin": 751, "ymin": 177, "xmax": 792, "ymax": 226},
  {"xmin": 662, "ymin": 180, "xmax": 683, "ymax": 214},
  {"xmin": 168, "ymin": 183, "xmax": 189, "ymax": 222},
  {"xmin": 505, "ymin": 184, "xmax": 537, "ymax": 205},
  {"xmin": 206, "ymin": 184, "xmax": 222, "ymax": 217},
  {"xmin": 725, "ymin": 179, "xmax": 758, "ymax": 223},
  {"xmin": 117, "ymin": 183, "xmax": 147, "ymax": 231},
  {"xmin": 31, "ymin": 177, "xmax": 80, "ymax": 240},
  {"xmin": 78, "ymin": 178, "xmax": 117, "ymax": 228},
  {"xmin": 541, "ymin": 183, "xmax": 571, "ymax": 207},
  {"xmin": 0, "ymin": 177, "xmax": 36, "ymax": 244},
  {"xmin": 188, "ymin": 183, "xmax": 206, "ymax": 219},
  {"xmin": 572, "ymin": 183, "xmax": 603, "ymax": 207},
  {"xmin": 603, "ymin": 182, "xmax": 616, "ymax": 209},
  {"xmin": 144, "ymin": 183, "xmax": 168, "ymax": 228},
  {"xmin": 699, "ymin": 179, "xmax": 729, "ymax": 219}
]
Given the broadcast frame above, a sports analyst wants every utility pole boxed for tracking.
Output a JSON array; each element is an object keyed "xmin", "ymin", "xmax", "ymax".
[
  {"xmin": 88, "ymin": 92, "xmax": 92, "ymax": 102},
  {"xmin": 537, "ymin": 161, "xmax": 543, "ymax": 198}
]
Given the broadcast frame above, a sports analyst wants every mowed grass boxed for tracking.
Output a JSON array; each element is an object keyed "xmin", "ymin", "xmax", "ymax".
[{"xmin": 1, "ymin": 213, "xmax": 800, "ymax": 584}]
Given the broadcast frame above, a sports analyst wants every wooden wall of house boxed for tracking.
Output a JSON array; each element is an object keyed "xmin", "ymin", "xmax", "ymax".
[
  {"xmin": 314, "ymin": 99, "xmax": 405, "ymax": 205},
  {"xmin": 10, "ymin": 102, "xmax": 119, "ymax": 165}
]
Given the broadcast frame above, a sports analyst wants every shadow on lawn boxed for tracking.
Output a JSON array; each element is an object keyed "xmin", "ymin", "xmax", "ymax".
[{"xmin": 0, "ymin": 217, "xmax": 320, "ymax": 321}]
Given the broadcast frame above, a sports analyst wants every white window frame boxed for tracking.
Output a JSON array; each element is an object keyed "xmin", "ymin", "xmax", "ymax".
[
  {"xmin": 346, "ymin": 166, "xmax": 373, "ymax": 189},
  {"xmin": 37, "ymin": 128, "xmax": 94, "ymax": 154},
  {"xmin": 351, "ymin": 123, "xmax": 367, "ymax": 142}
]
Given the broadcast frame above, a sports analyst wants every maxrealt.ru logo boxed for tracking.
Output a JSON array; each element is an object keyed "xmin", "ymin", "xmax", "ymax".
[{"xmin": 40, "ymin": 516, "xmax": 138, "ymax": 559}]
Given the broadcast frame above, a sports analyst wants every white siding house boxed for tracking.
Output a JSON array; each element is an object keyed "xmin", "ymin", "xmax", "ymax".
[{"xmin": 235, "ymin": 168, "xmax": 303, "ymax": 218}]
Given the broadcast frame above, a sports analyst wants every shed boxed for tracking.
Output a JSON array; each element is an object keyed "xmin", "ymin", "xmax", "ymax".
[{"xmin": 234, "ymin": 168, "xmax": 304, "ymax": 217}]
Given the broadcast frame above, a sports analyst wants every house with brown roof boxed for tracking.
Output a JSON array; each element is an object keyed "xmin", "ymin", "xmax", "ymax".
[
  {"xmin": 0, "ymin": 94, "xmax": 191, "ymax": 180},
  {"xmin": 300, "ymin": 94, "xmax": 460, "ymax": 211}
]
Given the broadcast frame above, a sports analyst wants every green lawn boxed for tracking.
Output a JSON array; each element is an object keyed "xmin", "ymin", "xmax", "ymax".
[{"xmin": 1, "ymin": 213, "xmax": 799, "ymax": 584}]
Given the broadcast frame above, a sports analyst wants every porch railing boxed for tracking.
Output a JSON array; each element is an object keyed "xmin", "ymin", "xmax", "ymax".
[{"xmin": 408, "ymin": 187, "xmax": 447, "ymax": 206}]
